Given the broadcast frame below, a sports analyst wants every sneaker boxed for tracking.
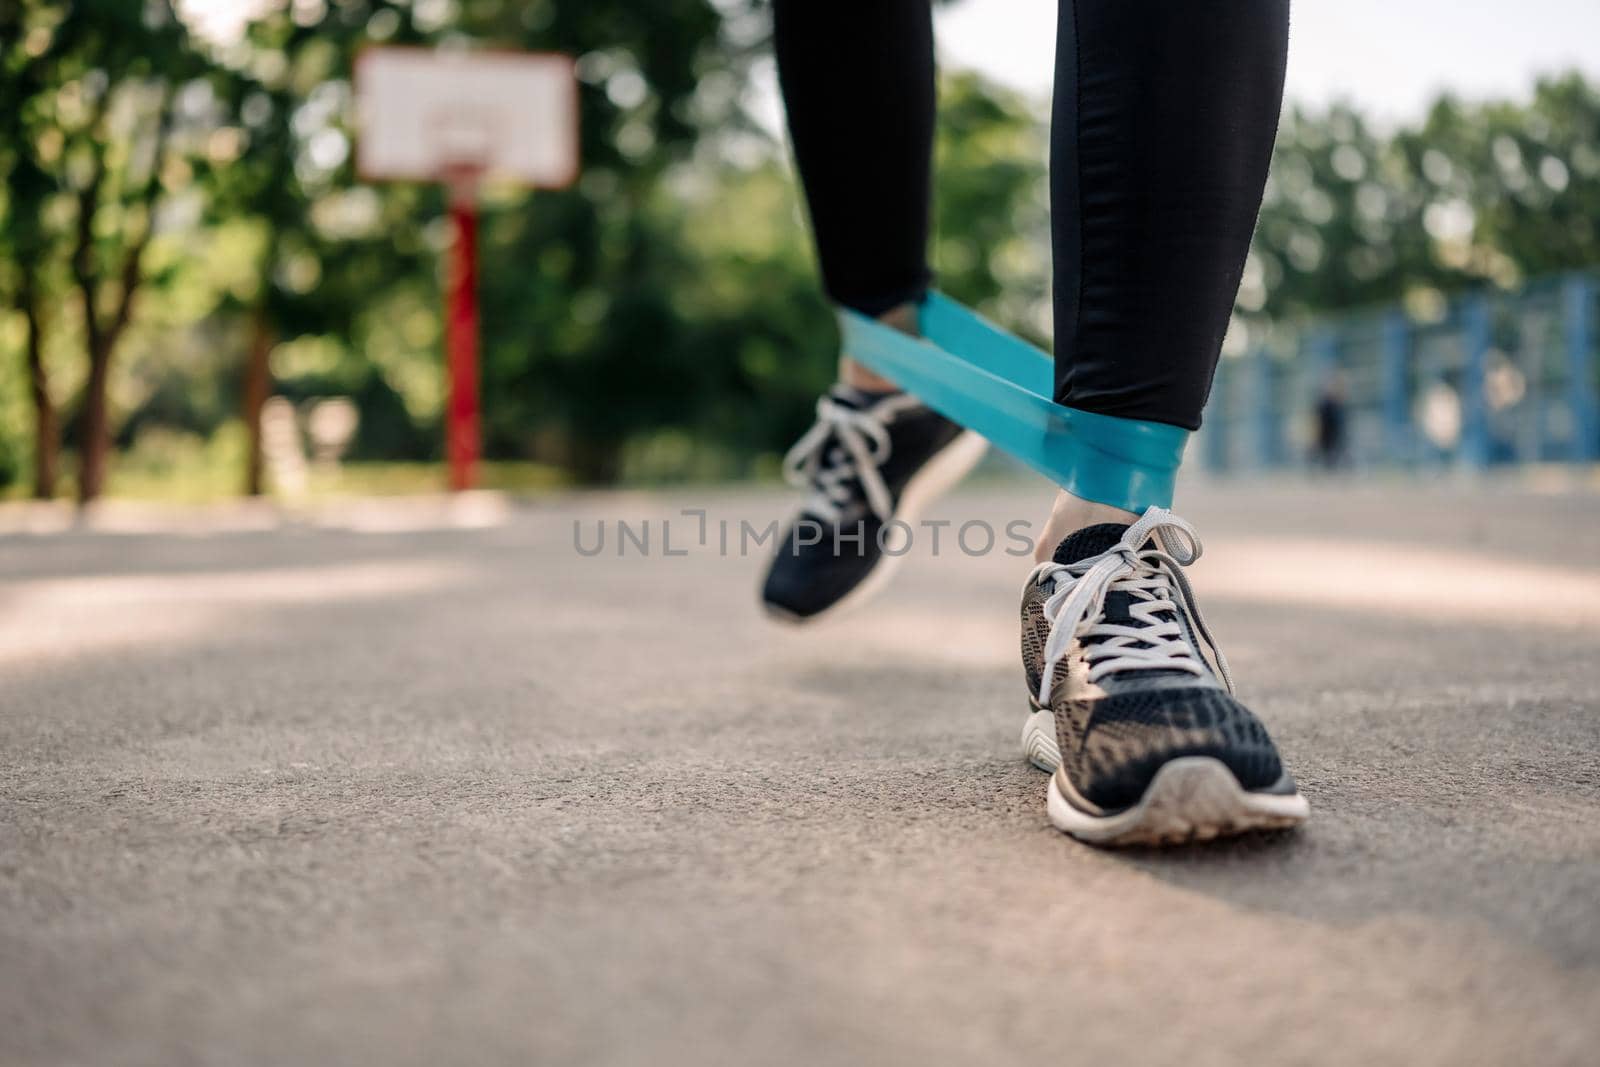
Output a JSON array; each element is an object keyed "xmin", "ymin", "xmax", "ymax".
[
  {"xmin": 1018, "ymin": 507, "xmax": 1308, "ymax": 845},
  {"xmin": 762, "ymin": 385, "xmax": 987, "ymax": 622}
]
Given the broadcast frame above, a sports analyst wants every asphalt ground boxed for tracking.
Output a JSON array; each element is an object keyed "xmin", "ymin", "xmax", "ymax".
[{"xmin": 3, "ymin": 479, "xmax": 1599, "ymax": 1065}]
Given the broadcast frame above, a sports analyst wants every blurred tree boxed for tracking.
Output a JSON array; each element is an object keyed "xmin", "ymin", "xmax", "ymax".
[
  {"xmin": 1, "ymin": 1, "xmax": 65, "ymax": 496},
  {"xmin": 201, "ymin": 1, "xmax": 440, "ymax": 492},
  {"xmin": 1254, "ymin": 104, "xmax": 1427, "ymax": 320},
  {"xmin": 932, "ymin": 70, "xmax": 1050, "ymax": 345},
  {"xmin": 462, "ymin": 0, "xmax": 768, "ymax": 481},
  {"xmin": 0, "ymin": 0, "xmax": 214, "ymax": 502},
  {"xmin": 1409, "ymin": 74, "xmax": 1600, "ymax": 284},
  {"xmin": 1250, "ymin": 74, "xmax": 1600, "ymax": 325}
]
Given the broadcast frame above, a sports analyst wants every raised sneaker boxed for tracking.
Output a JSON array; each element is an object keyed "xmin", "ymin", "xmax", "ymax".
[{"xmin": 762, "ymin": 385, "xmax": 986, "ymax": 622}]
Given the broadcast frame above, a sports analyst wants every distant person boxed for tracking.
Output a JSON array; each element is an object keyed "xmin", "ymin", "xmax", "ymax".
[
  {"xmin": 761, "ymin": 0, "xmax": 1305, "ymax": 846},
  {"xmin": 1314, "ymin": 374, "xmax": 1348, "ymax": 470}
]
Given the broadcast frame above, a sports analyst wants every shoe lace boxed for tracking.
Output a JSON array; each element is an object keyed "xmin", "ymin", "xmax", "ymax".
[
  {"xmin": 782, "ymin": 390, "xmax": 924, "ymax": 524},
  {"xmin": 1031, "ymin": 506, "xmax": 1233, "ymax": 705}
]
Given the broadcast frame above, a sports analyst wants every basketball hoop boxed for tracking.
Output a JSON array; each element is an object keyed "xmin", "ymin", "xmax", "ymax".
[
  {"xmin": 355, "ymin": 47, "xmax": 578, "ymax": 490},
  {"xmin": 355, "ymin": 48, "xmax": 577, "ymax": 187}
]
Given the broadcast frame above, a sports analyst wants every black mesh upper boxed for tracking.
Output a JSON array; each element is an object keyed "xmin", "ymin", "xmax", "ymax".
[
  {"xmin": 1019, "ymin": 579, "xmax": 1052, "ymax": 700},
  {"xmin": 1055, "ymin": 687, "xmax": 1285, "ymax": 811}
]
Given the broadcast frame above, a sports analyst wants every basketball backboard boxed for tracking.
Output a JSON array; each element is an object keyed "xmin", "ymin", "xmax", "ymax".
[{"xmin": 355, "ymin": 48, "xmax": 578, "ymax": 187}]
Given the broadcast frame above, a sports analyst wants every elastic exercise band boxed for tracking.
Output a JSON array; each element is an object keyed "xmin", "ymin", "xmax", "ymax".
[{"xmin": 840, "ymin": 293, "xmax": 1189, "ymax": 513}]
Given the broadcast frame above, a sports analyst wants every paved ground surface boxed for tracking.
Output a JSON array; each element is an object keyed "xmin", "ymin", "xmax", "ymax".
[{"xmin": 3, "ymin": 479, "xmax": 1599, "ymax": 1066}]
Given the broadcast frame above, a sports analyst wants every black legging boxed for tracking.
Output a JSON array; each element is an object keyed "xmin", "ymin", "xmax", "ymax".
[{"xmin": 774, "ymin": 0, "xmax": 1290, "ymax": 431}]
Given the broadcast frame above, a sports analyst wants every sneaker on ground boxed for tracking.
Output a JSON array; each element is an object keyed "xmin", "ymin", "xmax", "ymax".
[
  {"xmin": 761, "ymin": 384, "xmax": 986, "ymax": 622},
  {"xmin": 1018, "ymin": 507, "xmax": 1308, "ymax": 846}
]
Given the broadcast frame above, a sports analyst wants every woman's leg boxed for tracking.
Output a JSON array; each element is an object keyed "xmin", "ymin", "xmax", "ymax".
[
  {"xmin": 773, "ymin": 0, "xmax": 935, "ymax": 391},
  {"xmin": 1020, "ymin": 1, "xmax": 1307, "ymax": 846},
  {"xmin": 1038, "ymin": 0, "xmax": 1290, "ymax": 555},
  {"xmin": 773, "ymin": 0, "xmax": 934, "ymax": 319},
  {"xmin": 764, "ymin": 0, "xmax": 991, "ymax": 624},
  {"xmin": 1052, "ymin": 0, "xmax": 1290, "ymax": 426}
]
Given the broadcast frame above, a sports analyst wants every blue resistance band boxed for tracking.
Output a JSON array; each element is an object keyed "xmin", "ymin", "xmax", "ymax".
[{"xmin": 839, "ymin": 293, "xmax": 1190, "ymax": 513}]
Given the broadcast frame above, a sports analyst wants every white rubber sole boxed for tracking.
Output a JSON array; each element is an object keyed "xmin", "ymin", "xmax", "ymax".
[
  {"xmin": 1024, "ymin": 709, "xmax": 1307, "ymax": 846},
  {"xmin": 765, "ymin": 430, "xmax": 988, "ymax": 625},
  {"xmin": 1047, "ymin": 757, "xmax": 1308, "ymax": 846}
]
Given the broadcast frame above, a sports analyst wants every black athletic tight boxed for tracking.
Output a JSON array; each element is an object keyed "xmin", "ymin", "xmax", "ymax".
[{"xmin": 773, "ymin": 0, "xmax": 1291, "ymax": 431}]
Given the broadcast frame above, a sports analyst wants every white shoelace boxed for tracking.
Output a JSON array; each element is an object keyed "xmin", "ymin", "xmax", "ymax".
[
  {"xmin": 1030, "ymin": 506, "xmax": 1234, "ymax": 705},
  {"xmin": 782, "ymin": 391, "xmax": 925, "ymax": 524}
]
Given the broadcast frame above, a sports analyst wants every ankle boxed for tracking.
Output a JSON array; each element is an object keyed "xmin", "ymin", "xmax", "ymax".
[
  {"xmin": 1034, "ymin": 490, "xmax": 1141, "ymax": 563},
  {"xmin": 839, "ymin": 302, "xmax": 919, "ymax": 392}
]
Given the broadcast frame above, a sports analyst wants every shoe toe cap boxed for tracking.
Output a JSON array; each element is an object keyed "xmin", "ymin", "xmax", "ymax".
[
  {"xmin": 1072, "ymin": 688, "xmax": 1286, "ymax": 811},
  {"xmin": 760, "ymin": 525, "xmax": 880, "ymax": 620}
]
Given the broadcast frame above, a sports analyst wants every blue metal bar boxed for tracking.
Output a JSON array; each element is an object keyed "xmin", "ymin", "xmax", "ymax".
[
  {"xmin": 1460, "ymin": 295, "xmax": 1492, "ymax": 468},
  {"xmin": 1252, "ymin": 345, "xmax": 1280, "ymax": 468},
  {"xmin": 1203, "ymin": 361, "xmax": 1230, "ymax": 474},
  {"xmin": 1564, "ymin": 274, "xmax": 1599, "ymax": 461},
  {"xmin": 1309, "ymin": 329, "xmax": 1340, "ymax": 379},
  {"xmin": 1380, "ymin": 311, "xmax": 1411, "ymax": 464},
  {"xmin": 840, "ymin": 295, "xmax": 1189, "ymax": 512}
]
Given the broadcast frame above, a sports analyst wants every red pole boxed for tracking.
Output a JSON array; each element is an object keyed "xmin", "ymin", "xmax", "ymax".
[{"xmin": 446, "ymin": 181, "xmax": 480, "ymax": 491}]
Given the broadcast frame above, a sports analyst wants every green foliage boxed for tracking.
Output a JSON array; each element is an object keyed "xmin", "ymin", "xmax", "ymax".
[
  {"xmin": 0, "ymin": 418, "xmax": 18, "ymax": 488},
  {"xmin": 3, "ymin": 1, "xmax": 1600, "ymax": 497},
  {"xmin": 1, "ymin": 0, "xmax": 221, "ymax": 499},
  {"xmin": 1251, "ymin": 73, "xmax": 1600, "ymax": 327},
  {"xmin": 933, "ymin": 71, "xmax": 1050, "ymax": 346}
]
